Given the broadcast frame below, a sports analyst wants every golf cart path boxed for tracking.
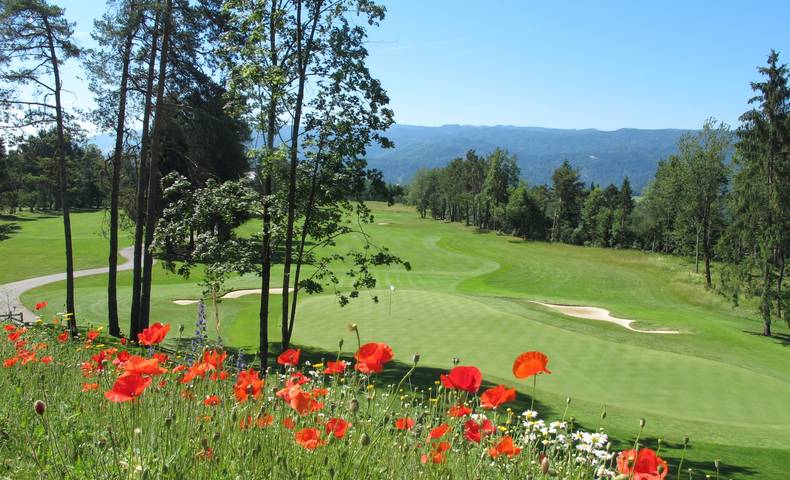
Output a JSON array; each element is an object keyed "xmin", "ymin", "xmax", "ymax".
[
  {"xmin": 0, "ymin": 247, "xmax": 136, "ymax": 325},
  {"xmin": 529, "ymin": 301, "xmax": 681, "ymax": 334}
]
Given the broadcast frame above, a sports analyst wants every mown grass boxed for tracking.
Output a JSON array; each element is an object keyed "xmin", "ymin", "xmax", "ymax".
[{"xmin": 8, "ymin": 204, "xmax": 790, "ymax": 478}]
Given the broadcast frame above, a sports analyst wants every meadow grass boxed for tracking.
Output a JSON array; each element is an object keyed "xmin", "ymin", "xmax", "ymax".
[{"xmin": 6, "ymin": 204, "xmax": 790, "ymax": 478}]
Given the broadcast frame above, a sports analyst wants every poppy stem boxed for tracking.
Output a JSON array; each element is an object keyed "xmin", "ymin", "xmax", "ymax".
[{"xmin": 530, "ymin": 375, "xmax": 537, "ymax": 411}]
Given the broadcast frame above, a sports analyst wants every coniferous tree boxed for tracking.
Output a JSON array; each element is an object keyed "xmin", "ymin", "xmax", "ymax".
[{"xmin": 0, "ymin": 0, "xmax": 80, "ymax": 333}]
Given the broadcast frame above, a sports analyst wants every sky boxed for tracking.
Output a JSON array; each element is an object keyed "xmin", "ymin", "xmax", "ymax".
[{"xmin": 54, "ymin": 0, "xmax": 790, "ymax": 131}]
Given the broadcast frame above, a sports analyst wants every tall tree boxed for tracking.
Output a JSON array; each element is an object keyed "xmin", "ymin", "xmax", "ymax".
[
  {"xmin": 86, "ymin": 0, "xmax": 143, "ymax": 337},
  {"xmin": 725, "ymin": 51, "xmax": 790, "ymax": 336},
  {"xmin": 549, "ymin": 160, "xmax": 585, "ymax": 243},
  {"xmin": 137, "ymin": 0, "xmax": 174, "ymax": 337},
  {"xmin": 0, "ymin": 0, "xmax": 80, "ymax": 333},
  {"xmin": 678, "ymin": 120, "xmax": 731, "ymax": 287},
  {"xmin": 129, "ymin": 4, "xmax": 161, "ymax": 339}
]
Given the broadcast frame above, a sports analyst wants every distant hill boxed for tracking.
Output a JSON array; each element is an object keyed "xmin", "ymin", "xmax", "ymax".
[
  {"xmin": 365, "ymin": 124, "xmax": 692, "ymax": 192},
  {"xmin": 90, "ymin": 124, "xmax": 691, "ymax": 193}
]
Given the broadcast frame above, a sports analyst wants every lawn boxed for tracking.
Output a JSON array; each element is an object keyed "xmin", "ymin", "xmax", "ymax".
[{"xmin": 7, "ymin": 204, "xmax": 790, "ymax": 479}]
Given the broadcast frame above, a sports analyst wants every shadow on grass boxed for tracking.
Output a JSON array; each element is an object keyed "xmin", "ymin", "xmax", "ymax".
[
  {"xmin": 743, "ymin": 329, "xmax": 790, "ymax": 347},
  {"xmin": 0, "ymin": 223, "xmax": 21, "ymax": 241},
  {"xmin": 618, "ymin": 435, "xmax": 758, "ymax": 478}
]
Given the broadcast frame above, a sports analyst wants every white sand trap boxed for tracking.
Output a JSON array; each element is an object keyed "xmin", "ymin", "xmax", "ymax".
[
  {"xmin": 173, "ymin": 299, "xmax": 199, "ymax": 306},
  {"xmin": 221, "ymin": 288, "xmax": 294, "ymax": 299},
  {"xmin": 529, "ymin": 301, "xmax": 680, "ymax": 334},
  {"xmin": 173, "ymin": 288, "xmax": 295, "ymax": 305}
]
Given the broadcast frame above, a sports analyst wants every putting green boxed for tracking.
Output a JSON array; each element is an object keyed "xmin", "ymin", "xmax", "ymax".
[{"xmin": 9, "ymin": 204, "xmax": 790, "ymax": 478}]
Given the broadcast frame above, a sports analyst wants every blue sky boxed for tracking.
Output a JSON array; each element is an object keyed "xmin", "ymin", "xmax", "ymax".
[{"xmin": 57, "ymin": 0, "xmax": 790, "ymax": 130}]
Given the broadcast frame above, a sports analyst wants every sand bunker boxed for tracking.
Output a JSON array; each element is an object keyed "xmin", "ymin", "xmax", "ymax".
[
  {"xmin": 173, "ymin": 300, "xmax": 199, "ymax": 306},
  {"xmin": 173, "ymin": 288, "xmax": 295, "ymax": 305},
  {"xmin": 529, "ymin": 301, "xmax": 680, "ymax": 334},
  {"xmin": 221, "ymin": 288, "xmax": 293, "ymax": 299}
]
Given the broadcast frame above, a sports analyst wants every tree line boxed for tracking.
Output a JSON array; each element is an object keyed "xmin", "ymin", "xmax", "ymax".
[
  {"xmin": 0, "ymin": 0, "xmax": 407, "ymax": 368},
  {"xmin": 408, "ymin": 52, "xmax": 789, "ymax": 336}
]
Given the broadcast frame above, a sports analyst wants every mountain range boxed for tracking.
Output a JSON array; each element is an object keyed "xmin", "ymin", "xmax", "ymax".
[{"xmin": 90, "ymin": 124, "xmax": 692, "ymax": 193}]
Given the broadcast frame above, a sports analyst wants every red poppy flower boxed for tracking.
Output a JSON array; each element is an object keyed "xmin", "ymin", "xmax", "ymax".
[
  {"xmin": 290, "ymin": 390, "xmax": 324, "ymax": 415},
  {"xmin": 354, "ymin": 342, "xmax": 394, "ymax": 374},
  {"xmin": 86, "ymin": 330, "xmax": 100, "ymax": 342},
  {"xmin": 120, "ymin": 337, "xmax": 127, "ymax": 345},
  {"xmin": 3, "ymin": 325, "xmax": 15, "ymax": 332},
  {"xmin": 394, "ymin": 417, "xmax": 415, "ymax": 431},
  {"xmin": 617, "ymin": 449, "xmax": 669, "ymax": 480},
  {"xmin": 447, "ymin": 404, "xmax": 472, "ymax": 417},
  {"xmin": 204, "ymin": 395, "xmax": 221, "ymax": 406},
  {"xmin": 512, "ymin": 351, "xmax": 551, "ymax": 379},
  {"xmin": 277, "ymin": 348, "xmax": 301, "ymax": 366},
  {"xmin": 7, "ymin": 330, "xmax": 25, "ymax": 342},
  {"xmin": 123, "ymin": 356, "xmax": 167, "ymax": 376},
  {"xmin": 104, "ymin": 373, "xmax": 152, "ymax": 402},
  {"xmin": 3, "ymin": 356, "xmax": 19, "ymax": 368},
  {"xmin": 325, "ymin": 418, "xmax": 350, "ymax": 439},
  {"xmin": 489, "ymin": 436, "xmax": 521, "ymax": 458},
  {"xmin": 34, "ymin": 301, "xmax": 48, "ymax": 311},
  {"xmin": 295, "ymin": 428, "xmax": 325, "ymax": 450},
  {"xmin": 282, "ymin": 417, "xmax": 296, "ymax": 430},
  {"xmin": 153, "ymin": 353, "xmax": 169, "ymax": 363},
  {"xmin": 233, "ymin": 368, "xmax": 264, "ymax": 403},
  {"xmin": 440, "ymin": 366, "xmax": 482, "ymax": 393},
  {"xmin": 172, "ymin": 364, "xmax": 187, "ymax": 373},
  {"xmin": 256, "ymin": 414, "xmax": 275, "ymax": 428},
  {"xmin": 202, "ymin": 350, "xmax": 227, "ymax": 370},
  {"xmin": 59, "ymin": 332, "xmax": 71, "ymax": 344},
  {"xmin": 480, "ymin": 385, "xmax": 517, "ymax": 409},
  {"xmin": 463, "ymin": 419, "xmax": 495, "ymax": 443},
  {"xmin": 429, "ymin": 423, "xmax": 450, "ymax": 440},
  {"xmin": 40, "ymin": 356, "xmax": 53, "ymax": 364},
  {"xmin": 137, "ymin": 323, "xmax": 170, "ymax": 346},
  {"xmin": 181, "ymin": 362, "xmax": 210, "ymax": 384},
  {"xmin": 421, "ymin": 441, "xmax": 451, "ymax": 464},
  {"xmin": 82, "ymin": 383, "xmax": 99, "ymax": 392},
  {"xmin": 311, "ymin": 387, "xmax": 329, "ymax": 397},
  {"xmin": 323, "ymin": 360, "xmax": 348, "ymax": 375}
]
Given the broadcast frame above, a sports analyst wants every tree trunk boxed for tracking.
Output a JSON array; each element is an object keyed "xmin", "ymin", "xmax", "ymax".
[
  {"xmin": 130, "ymin": 9, "xmax": 161, "ymax": 340},
  {"xmin": 139, "ymin": 0, "xmax": 173, "ymax": 335},
  {"xmin": 108, "ymin": 5, "xmax": 138, "ymax": 338},
  {"xmin": 703, "ymin": 218, "xmax": 712, "ymax": 288},
  {"xmin": 694, "ymin": 223, "xmax": 700, "ymax": 274},
  {"xmin": 280, "ymin": 0, "xmax": 321, "ymax": 352},
  {"xmin": 43, "ymin": 15, "xmax": 77, "ymax": 336},
  {"xmin": 286, "ymin": 152, "xmax": 322, "ymax": 343},
  {"xmin": 257, "ymin": 0, "xmax": 282, "ymax": 371}
]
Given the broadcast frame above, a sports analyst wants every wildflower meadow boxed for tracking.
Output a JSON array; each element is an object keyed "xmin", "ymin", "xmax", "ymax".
[{"xmin": 0, "ymin": 314, "xmax": 693, "ymax": 480}]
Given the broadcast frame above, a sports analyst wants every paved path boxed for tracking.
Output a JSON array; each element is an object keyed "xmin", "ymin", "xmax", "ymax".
[{"xmin": 0, "ymin": 247, "xmax": 136, "ymax": 325}]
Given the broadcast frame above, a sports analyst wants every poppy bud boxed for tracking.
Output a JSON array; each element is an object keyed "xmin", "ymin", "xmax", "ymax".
[
  {"xmin": 452, "ymin": 357, "xmax": 460, "ymax": 366},
  {"xmin": 639, "ymin": 418, "xmax": 646, "ymax": 429},
  {"xmin": 566, "ymin": 397, "xmax": 571, "ymax": 405},
  {"xmin": 412, "ymin": 353, "xmax": 420, "ymax": 366},
  {"xmin": 201, "ymin": 438, "xmax": 209, "ymax": 449},
  {"xmin": 338, "ymin": 339, "xmax": 344, "ymax": 350},
  {"xmin": 683, "ymin": 436, "xmax": 690, "ymax": 446},
  {"xmin": 179, "ymin": 324, "xmax": 184, "ymax": 334},
  {"xmin": 600, "ymin": 406, "xmax": 607, "ymax": 420},
  {"xmin": 360, "ymin": 433, "xmax": 370, "ymax": 446},
  {"xmin": 33, "ymin": 400, "xmax": 45, "ymax": 416},
  {"xmin": 540, "ymin": 457, "xmax": 550, "ymax": 474},
  {"xmin": 212, "ymin": 431, "xmax": 220, "ymax": 441},
  {"xmin": 165, "ymin": 416, "xmax": 173, "ymax": 428},
  {"xmin": 349, "ymin": 398, "xmax": 359, "ymax": 413},
  {"xmin": 714, "ymin": 459, "xmax": 720, "ymax": 470}
]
